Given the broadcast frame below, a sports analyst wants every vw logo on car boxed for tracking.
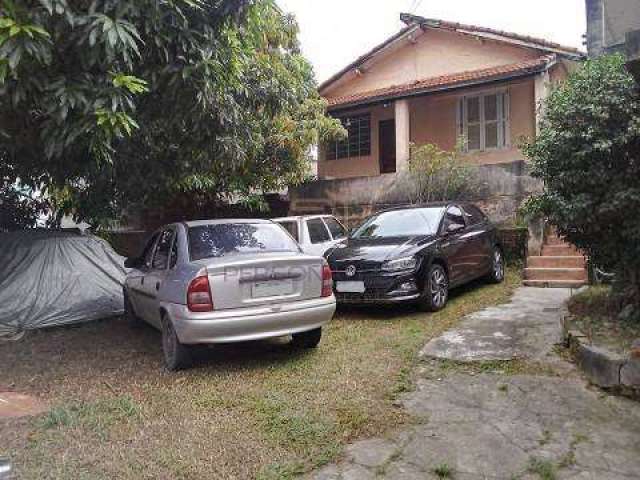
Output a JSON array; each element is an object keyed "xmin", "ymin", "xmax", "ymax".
[{"xmin": 345, "ymin": 265, "xmax": 357, "ymax": 277}]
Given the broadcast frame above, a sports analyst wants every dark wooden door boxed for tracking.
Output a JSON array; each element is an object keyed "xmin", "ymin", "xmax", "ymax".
[{"xmin": 378, "ymin": 119, "xmax": 396, "ymax": 174}]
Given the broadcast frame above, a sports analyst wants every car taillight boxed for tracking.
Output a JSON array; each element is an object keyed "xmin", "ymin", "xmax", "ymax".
[
  {"xmin": 187, "ymin": 275, "xmax": 214, "ymax": 312},
  {"xmin": 321, "ymin": 263, "xmax": 333, "ymax": 297}
]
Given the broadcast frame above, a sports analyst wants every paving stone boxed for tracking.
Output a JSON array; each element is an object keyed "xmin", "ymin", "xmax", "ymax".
[
  {"xmin": 620, "ymin": 356, "xmax": 640, "ymax": 387},
  {"xmin": 420, "ymin": 287, "xmax": 572, "ymax": 361},
  {"xmin": 309, "ymin": 287, "xmax": 640, "ymax": 479},
  {"xmin": 344, "ymin": 438, "xmax": 397, "ymax": 468},
  {"xmin": 341, "ymin": 463, "xmax": 374, "ymax": 480}
]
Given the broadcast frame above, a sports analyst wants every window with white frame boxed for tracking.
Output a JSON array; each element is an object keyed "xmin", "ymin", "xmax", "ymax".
[{"xmin": 457, "ymin": 91, "xmax": 510, "ymax": 152}]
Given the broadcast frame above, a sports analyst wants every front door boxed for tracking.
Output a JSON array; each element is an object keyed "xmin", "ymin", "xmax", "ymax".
[{"xmin": 378, "ymin": 119, "xmax": 396, "ymax": 174}]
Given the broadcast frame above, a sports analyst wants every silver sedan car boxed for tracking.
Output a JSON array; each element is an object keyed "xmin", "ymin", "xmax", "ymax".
[{"xmin": 123, "ymin": 219, "xmax": 336, "ymax": 370}]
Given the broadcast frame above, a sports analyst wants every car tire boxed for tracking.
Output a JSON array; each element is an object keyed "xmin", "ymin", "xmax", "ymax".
[
  {"xmin": 161, "ymin": 314, "xmax": 192, "ymax": 371},
  {"xmin": 124, "ymin": 290, "xmax": 143, "ymax": 328},
  {"xmin": 487, "ymin": 246, "xmax": 505, "ymax": 284},
  {"xmin": 291, "ymin": 328, "xmax": 322, "ymax": 349},
  {"xmin": 419, "ymin": 264, "xmax": 449, "ymax": 312}
]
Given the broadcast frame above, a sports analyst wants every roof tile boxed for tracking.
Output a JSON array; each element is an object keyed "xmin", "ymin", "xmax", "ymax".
[{"xmin": 326, "ymin": 56, "xmax": 551, "ymax": 108}]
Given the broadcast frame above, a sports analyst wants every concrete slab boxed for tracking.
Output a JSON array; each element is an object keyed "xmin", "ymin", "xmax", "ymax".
[
  {"xmin": 307, "ymin": 287, "xmax": 640, "ymax": 480},
  {"xmin": 0, "ymin": 392, "xmax": 47, "ymax": 419},
  {"xmin": 420, "ymin": 287, "xmax": 572, "ymax": 361}
]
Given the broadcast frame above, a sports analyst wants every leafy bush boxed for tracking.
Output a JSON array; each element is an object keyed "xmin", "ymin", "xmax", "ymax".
[
  {"xmin": 523, "ymin": 55, "xmax": 640, "ymax": 308},
  {"xmin": 397, "ymin": 143, "xmax": 482, "ymax": 203}
]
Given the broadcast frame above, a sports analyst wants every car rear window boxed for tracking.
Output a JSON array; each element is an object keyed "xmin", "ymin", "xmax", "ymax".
[
  {"xmin": 188, "ymin": 223, "xmax": 299, "ymax": 261},
  {"xmin": 323, "ymin": 217, "xmax": 347, "ymax": 240},
  {"xmin": 276, "ymin": 220, "xmax": 299, "ymax": 242}
]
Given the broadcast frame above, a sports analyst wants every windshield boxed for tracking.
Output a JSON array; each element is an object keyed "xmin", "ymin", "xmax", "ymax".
[
  {"xmin": 352, "ymin": 208, "xmax": 445, "ymax": 239},
  {"xmin": 188, "ymin": 223, "xmax": 299, "ymax": 261}
]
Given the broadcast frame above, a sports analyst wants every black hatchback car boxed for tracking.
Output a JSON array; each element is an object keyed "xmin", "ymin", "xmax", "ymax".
[{"xmin": 325, "ymin": 203, "xmax": 504, "ymax": 311}]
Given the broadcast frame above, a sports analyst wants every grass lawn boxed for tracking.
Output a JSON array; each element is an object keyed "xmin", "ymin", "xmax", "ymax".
[
  {"xmin": 567, "ymin": 285, "xmax": 640, "ymax": 355},
  {"xmin": 1, "ymin": 269, "xmax": 519, "ymax": 480}
]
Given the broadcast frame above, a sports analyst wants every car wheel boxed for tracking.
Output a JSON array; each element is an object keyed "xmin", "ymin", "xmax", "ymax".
[
  {"xmin": 291, "ymin": 328, "xmax": 322, "ymax": 349},
  {"xmin": 161, "ymin": 315, "xmax": 192, "ymax": 371},
  {"xmin": 124, "ymin": 290, "xmax": 142, "ymax": 328},
  {"xmin": 487, "ymin": 246, "xmax": 505, "ymax": 284},
  {"xmin": 419, "ymin": 264, "xmax": 449, "ymax": 312}
]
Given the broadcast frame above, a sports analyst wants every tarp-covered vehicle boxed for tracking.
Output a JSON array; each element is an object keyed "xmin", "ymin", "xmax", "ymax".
[{"xmin": 0, "ymin": 230, "xmax": 126, "ymax": 337}]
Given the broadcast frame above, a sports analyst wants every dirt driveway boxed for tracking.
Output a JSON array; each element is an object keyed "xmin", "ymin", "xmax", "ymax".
[{"xmin": 0, "ymin": 272, "xmax": 518, "ymax": 480}]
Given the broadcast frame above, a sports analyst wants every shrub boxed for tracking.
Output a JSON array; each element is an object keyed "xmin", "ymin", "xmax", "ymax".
[
  {"xmin": 397, "ymin": 142, "xmax": 482, "ymax": 204},
  {"xmin": 523, "ymin": 55, "xmax": 640, "ymax": 310}
]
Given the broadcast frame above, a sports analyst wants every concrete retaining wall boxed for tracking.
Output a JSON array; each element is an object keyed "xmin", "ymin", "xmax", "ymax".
[{"xmin": 290, "ymin": 160, "xmax": 542, "ymax": 227}]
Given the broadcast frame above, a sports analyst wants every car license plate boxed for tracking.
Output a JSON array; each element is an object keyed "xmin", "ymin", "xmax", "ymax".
[
  {"xmin": 252, "ymin": 279, "xmax": 294, "ymax": 298},
  {"xmin": 335, "ymin": 281, "xmax": 365, "ymax": 293}
]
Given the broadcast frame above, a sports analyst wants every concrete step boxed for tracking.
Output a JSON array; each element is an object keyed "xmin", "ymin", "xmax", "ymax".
[
  {"xmin": 541, "ymin": 244, "xmax": 581, "ymax": 256},
  {"xmin": 527, "ymin": 256, "xmax": 586, "ymax": 268},
  {"xmin": 523, "ymin": 279, "xmax": 588, "ymax": 289},
  {"xmin": 524, "ymin": 267, "xmax": 588, "ymax": 281},
  {"xmin": 545, "ymin": 235, "xmax": 567, "ymax": 246}
]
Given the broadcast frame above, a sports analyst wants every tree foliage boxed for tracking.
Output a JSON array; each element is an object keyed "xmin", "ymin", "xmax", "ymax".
[
  {"xmin": 0, "ymin": 183, "xmax": 49, "ymax": 231},
  {"xmin": 0, "ymin": 0, "xmax": 342, "ymax": 226},
  {"xmin": 523, "ymin": 54, "xmax": 640, "ymax": 306}
]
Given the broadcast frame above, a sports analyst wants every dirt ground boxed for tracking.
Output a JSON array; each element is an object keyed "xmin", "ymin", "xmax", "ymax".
[{"xmin": 0, "ymin": 270, "xmax": 519, "ymax": 480}]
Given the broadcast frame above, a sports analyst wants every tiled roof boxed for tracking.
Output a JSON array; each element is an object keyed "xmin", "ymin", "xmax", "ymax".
[
  {"xmin": 326, "ymin": 56, "xmax": 552, "ymax": 109},
  {"xmin": 319, "ymin": 15, "xmax": 584, "ymax": 93},
  {"xmin": 412, "ymin": 17, "xmax": 584, "ymax": 56}
]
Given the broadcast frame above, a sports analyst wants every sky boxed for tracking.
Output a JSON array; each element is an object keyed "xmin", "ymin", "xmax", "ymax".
[{"xmin": 277, "ymin": 0, "xmax": 587, "ymax": 84}]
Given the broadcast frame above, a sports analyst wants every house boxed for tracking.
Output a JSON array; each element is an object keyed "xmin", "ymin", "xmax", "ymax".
[
  {"xmin": 289, "ymin": 14, "xmax": 583, "ymax": 228},
  {"xmin": 585, "ymin": 0, "xmax": 640, "ymax": 78},
  {"xmin": 317, "ymin": 13, "xmax": 582, "ymax": 179}
]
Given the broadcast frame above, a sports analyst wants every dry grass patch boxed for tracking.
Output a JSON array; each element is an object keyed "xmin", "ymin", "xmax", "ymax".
[{"xmin": 1, "ymin": 269, "xmax": 519, "ymax": 479}]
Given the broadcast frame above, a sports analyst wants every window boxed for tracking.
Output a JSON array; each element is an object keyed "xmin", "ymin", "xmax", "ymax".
[
  {"xmin": 326, "ymin": 114, "xmax": 371, "ymax": 160},
  {"xmin": 188, "ymin": 223, "xmax": 299, "ymax": 261},
  {"xmin": 462, "ymin": 205, "xmax": 487, "ymax": 225},
  {"xmin": 323, "ymin": 217, "xmax": 347, "ymax": 240},
  {"xmin": 457, "ymin": 91, "xmax": 509, "ymax": 152},
  {"xmin": 152, "ymin": 230, "xmax": 174, "ymax": 270},
  {"xmin": 169, "ymin": 235, "xmax": 179, "ymax": 268},
  {"xmin": 306, "ymin": 218, "xmax": 331, "ymax": 244},
  {"xmin": 277, "ymin": 220, "xmax": 299, "ymax": 242},
  {"xmin": 141, "ymin": 233, "xmax": 160, "ymax": 269}
]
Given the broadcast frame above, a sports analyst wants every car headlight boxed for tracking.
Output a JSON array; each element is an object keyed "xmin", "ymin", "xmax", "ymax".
[{"xmin": 382, "ymin": 256, "xmax": 418, "ymax": 272}]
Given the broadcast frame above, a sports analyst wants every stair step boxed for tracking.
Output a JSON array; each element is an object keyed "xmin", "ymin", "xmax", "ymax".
[
  {"xmin": 523, "ymin": 279, "xmax": 588, "ymax": 289},
  {"xmin": 524, "ymin": 267, "xmax": 588, "ymax": 281},
  {"xmin": 527, "ymin": 256, "xmax": 586, "ymax": 268},
  {"xmin": 545, "ymin": 235, "xmax": 566, "ymax": 245},
  {"xmin": 541, "ymin": 245, "xmax": 581, "ymax": 256}
]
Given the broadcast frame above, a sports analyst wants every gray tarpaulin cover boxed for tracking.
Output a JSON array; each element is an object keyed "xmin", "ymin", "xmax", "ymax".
[{"xmin": 0, "ymin": 230, "xmax": 126, "ymax": 336}]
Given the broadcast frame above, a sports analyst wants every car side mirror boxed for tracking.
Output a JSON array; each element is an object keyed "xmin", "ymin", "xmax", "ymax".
[
  {"xmin": 124, "ymin": 257, "xmax": 140, "ymax": 269},
  {"xmin": 447, "ymin": 223, "xmax": 464, "ymax": 234}
]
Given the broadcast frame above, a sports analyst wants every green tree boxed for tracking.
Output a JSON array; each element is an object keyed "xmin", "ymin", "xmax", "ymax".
[
  {"xmin": 523, "ymin": 55, "xmax": 640, "ymax": 308},
  {"xmin": 0, "ymin": 0, "xmax": 342, "ymax": 227}
]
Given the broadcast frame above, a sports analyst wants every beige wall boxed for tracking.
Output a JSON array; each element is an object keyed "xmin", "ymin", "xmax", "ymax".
[
  {"xmin": 411, "ymin": 78, "xmax": 536, "ymax": 165},
  {"xmin": 324, "ymin": 28, "xmax": 540, "ymax": 99},
  {"xmin": 319, "ymin": 103, "xmax": 394, "ymax": 179},
  {"xmin": 319, "ymin": 78, "xmax": 537, "ymax": 179}
]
